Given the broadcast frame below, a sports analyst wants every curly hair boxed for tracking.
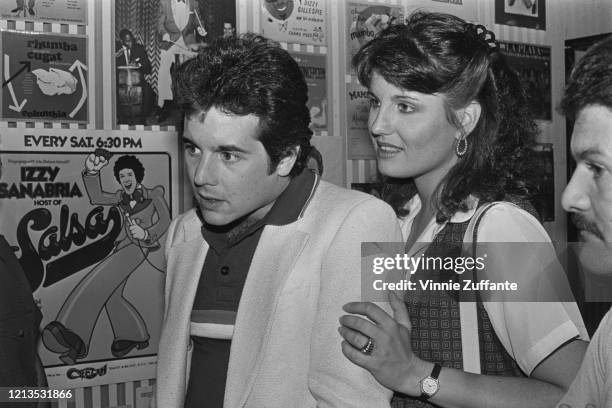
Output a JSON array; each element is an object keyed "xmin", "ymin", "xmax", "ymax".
[
  {"xmin": 113, "ymin": 155, "xmax": 145, "ymax": 184},
  {"xmin": 561, "ymin": 35, "xmax": 612, "ymax": 120},
  {"xmin": 118, "ymin": 28, "xmax": 134, "ymax": 42},
  {"xmin": 172, "ymin": 33, "xmax": 312, "ymax": 177},
  {"xmin": 353, "ymin": 11, "xmax": 540, "ymax": 221}
]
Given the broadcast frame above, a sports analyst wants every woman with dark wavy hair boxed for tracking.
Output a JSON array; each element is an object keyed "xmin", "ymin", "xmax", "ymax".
[{"xmin": 338, "ymin": 12, "xmax": 588, "ymax": 407}]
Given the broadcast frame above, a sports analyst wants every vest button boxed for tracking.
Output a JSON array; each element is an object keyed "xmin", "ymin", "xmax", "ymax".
[{"xmin": 220, "ymin": 266, "xmax": 230, "ymax": 275}]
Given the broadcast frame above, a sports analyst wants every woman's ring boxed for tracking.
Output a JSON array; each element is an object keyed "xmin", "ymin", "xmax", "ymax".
[{"xmin": 360, "ymin": 337, "xmax": 374, "ymax": 355}]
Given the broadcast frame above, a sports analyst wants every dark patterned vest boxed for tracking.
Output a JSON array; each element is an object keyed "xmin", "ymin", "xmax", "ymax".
[{"xmin": 392, "ymin": 200, "xmax": 538, "ymax": 408}]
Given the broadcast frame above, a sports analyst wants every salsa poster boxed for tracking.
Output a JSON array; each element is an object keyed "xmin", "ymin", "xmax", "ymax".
[
  {"xmin": 1, "ymin": 30, "xmax": 88, "ymax": 123},
  {"xmin": 499, "ymin": 41, "xmax": 551, "ymax": 120},
  {"xmin": 347, "ymin": 82, "xmax": 375, "ymax": 160},
  {"xmin": 0, "ymin": 0, "xmax": 87, "ymax": 24},
  {"xmin": 346, "ymin": 2, "xmax": 403, "ymax": 75},
  {"xmin": 290, "ymin": 51, "xmax": 327, "ymax": 134},
  {"xmin": 0, "ymin": 129, "xmax": 180, "ymax": 388},
  {"xmin": 260, "ymin": 0, "xmax": 326, "ymax": 46}
]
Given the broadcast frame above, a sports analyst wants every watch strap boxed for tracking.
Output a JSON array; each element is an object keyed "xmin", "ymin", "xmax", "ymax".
[{"xmin": 431, "ymin": 363, "xmax": 442, "ymax": 379}]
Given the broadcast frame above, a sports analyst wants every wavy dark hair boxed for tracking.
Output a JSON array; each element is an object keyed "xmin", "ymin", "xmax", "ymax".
[
  {"xmin": 353, "ymin": 11, "xmax": 540, "ymax": 221},
  {"xmin": 173, "ymin": 33, "xmax": 313, "ymax": 177},
  {"xmin": 561, "ymin": 35, "xmax": 612, "ymax": 119}
]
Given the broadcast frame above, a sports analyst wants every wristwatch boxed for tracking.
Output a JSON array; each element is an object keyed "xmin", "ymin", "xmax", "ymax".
[{"xmin": 419, "ymin": 363, "xmax": 442, "ymax": 399}]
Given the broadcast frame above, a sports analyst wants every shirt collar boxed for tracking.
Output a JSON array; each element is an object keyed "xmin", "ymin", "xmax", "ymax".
[
  {"xmin": 399, "ymin": 194, "xmax": 479, "ymax": 245},
  {"xmin": 265, "ymin": 168, "xmax": 318, "ymax": 226},
  {"xmin": 199, "ymin": 169, "xmax": 318, "ymax": 248}
]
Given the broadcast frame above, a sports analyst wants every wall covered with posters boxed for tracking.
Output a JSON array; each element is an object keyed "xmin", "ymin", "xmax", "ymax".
[{"xmin": 1, "ymin": 0, "xmax": 612, "ymax": 407}]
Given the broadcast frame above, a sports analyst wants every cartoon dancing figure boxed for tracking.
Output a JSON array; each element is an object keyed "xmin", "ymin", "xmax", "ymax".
[{"xmin": 42, "ymin": 152, "xmax": 171, "ymax": 364}]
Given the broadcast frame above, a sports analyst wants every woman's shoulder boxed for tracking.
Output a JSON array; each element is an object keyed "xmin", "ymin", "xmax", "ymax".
[{"xmin": 476, "ymin": 200, "xmax": 550, "ymax": 243}]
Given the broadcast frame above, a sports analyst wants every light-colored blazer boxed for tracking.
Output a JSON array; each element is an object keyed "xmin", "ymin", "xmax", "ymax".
[{"xmin": 156, "ymin": 180, "xmax": 402, "ymax": 408}]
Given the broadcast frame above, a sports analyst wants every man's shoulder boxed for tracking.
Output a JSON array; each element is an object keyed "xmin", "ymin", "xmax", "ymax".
[
  {"xmin": 165, "ymin": 208, "xmax": 201, "ymax": 247},
  {"xmin": 172, "ymin": 208, "xmax": 199, "ymax": 226},
  {"xmin": 303, "ymin": 180, "xmax": 396, "ymax": 226},
  {"xmin": 595, "ymin": 308, "xmax": 612, "ymax": 347},
  {"xmin": 311, "ymin": 180, "xmax": 388, "ymax": 210}
]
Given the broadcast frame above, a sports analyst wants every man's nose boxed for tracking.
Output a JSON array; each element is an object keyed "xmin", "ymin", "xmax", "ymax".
[
  {"xmin": 193, "ymin": 154, "xmax": 218, "ymax": 186},
  {"xmin": 562, "ymin": 170, "xmax": 590, "ymax": 213}
]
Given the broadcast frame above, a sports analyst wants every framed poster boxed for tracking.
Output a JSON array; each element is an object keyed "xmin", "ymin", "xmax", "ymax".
[
  {"xmin": 0, "ymin": 0, "xmax": 87, "ymax": 24},
  {"xmin": 290, "ymin": 51, "xmax": 328, "ymax": 134},
  {"xmin": 499, "ymin": 41, "xmax": 551, "ymax": 120},
  {"xmin": 346, "ymin": 2, "xmax": 403, "ymax": 75},
  {"xmin": 1, "ymin": 30, "xmax": 88, "ymax": 123},
  {"xmin": 260, "ymin": 0, "xmax": 326, "ymax": 46},
  {"xmin": 406, "ymin": 0, "xmax": 478, "ymax": 22},
  {"xmin": 114, "ymin": 0, "xmax": 236, "ymax": 126},
  {"xmin": 495, "ymin": 0, "xmax": 546, "ymax": 30},
  {"xmin": 346, "ymin": 82, "xmax": 375, "ymax": 160},
  {"xmin": 0, "ymin": 129, "xmax": 180, "ymax": 388}
]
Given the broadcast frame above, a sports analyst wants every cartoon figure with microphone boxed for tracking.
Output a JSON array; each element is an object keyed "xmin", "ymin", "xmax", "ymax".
[{"xmin": 42, "ymin": 150, "xmax": 171, "ymax": 364}]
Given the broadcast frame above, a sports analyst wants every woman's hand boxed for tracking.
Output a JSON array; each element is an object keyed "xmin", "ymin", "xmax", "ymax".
[{"xmin": 338, "ymin": 290, "xmax": 431, "ymax": 396}]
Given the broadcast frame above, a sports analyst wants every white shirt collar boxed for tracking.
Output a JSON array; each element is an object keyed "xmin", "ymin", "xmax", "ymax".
[{"xmin": 398, "ymin": 194, "xmax": 480, "ymax": 247}]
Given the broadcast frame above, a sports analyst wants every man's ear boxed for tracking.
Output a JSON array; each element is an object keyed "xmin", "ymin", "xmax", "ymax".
[
  {"xmin": 457, "ymin": 101, "xmax": 482, "ymax": 139},
  {"xmin": 275, "ymin": 146, "xmax": 299, "ymax": 177}
]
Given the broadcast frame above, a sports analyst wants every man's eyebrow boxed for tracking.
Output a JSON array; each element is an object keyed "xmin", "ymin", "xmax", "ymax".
[
  {"xmin": 578, "ymin": 148, "xmax": 605, "ymax": 160},
  {"xmin": 215, "ymin": 144, "xmax": 249, "ymax": 154}
]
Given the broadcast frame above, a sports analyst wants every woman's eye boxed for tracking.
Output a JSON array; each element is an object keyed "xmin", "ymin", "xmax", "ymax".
[{"xmin": 397, "ymin": 103, "xmax": 414, "ymax": 113}]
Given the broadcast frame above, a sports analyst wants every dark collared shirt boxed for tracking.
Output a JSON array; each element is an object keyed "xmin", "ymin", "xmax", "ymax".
[{"xmin": 184, "ymin": 170, "xmax": 317, "ymax": 408}]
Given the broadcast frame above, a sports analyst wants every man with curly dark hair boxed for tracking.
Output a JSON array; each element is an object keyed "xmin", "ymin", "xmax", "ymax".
[
  {"xmin": 41, "ymin": 152, "xmax": 171, "ymax": 364},
  {"xmin": 557, "ymin": 35, "xmax": 612, "ymax": 408}
]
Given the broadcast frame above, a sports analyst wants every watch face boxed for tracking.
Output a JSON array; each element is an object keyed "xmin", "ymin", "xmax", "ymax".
[{"xmin": 421, "ymin": 377, "xmax": 439, "ymax": 395}]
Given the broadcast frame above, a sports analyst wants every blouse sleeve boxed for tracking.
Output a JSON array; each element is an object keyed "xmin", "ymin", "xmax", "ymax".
[{"xmin": 474, "ymin": 203, "xmax": 588, "ymax": 375}]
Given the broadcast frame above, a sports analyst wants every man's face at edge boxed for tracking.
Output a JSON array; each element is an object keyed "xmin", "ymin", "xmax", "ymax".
[{"xmin": 562, "ymin": 104, "xmax": 612, "ymax": 275}]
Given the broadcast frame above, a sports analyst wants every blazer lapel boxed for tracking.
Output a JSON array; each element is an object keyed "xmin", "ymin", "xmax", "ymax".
[
  {"xmin": 158, "ymin": 220, "xmax": 208, "ymax": 408},
  {"xmin": 224, "ymin": 224, "xmax": 309, "ymax": 408}
]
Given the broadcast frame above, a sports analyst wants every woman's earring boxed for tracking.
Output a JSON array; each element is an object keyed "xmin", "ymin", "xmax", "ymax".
[{"xmin": 455, "ymin": 136, "xmax": 468, "ymax": 157}]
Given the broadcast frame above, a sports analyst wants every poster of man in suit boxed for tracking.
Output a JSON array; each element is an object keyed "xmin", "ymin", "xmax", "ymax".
[{"xmin": 114, "ymin": 0, "xmax": 236, "ymax": 126}]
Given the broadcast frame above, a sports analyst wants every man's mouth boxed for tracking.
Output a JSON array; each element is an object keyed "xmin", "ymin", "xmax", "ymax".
[
  {"xmin": 199, "ymin": 195, "xmax": 224, "ymax": 209},
  {"xmin": 571, "ymin": 214, "xmax": 604, "ymax": 241}
]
